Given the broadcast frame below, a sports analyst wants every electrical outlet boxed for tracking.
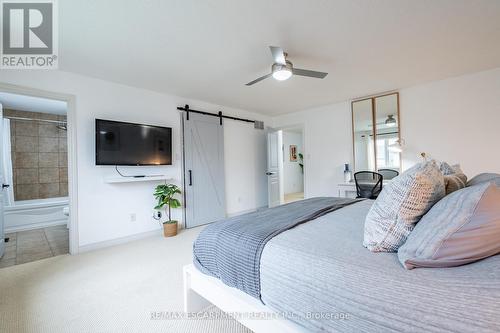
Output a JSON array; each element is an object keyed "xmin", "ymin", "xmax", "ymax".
[
  {"xmin": 130, "ymin": 213, "xmax": 136, "ymax": 222},
  {"xmin": 153, "ymin": 210, "xmax": 162, "ymax": 220}
]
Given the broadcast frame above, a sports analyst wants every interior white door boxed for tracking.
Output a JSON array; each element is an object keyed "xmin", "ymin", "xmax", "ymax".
[
  {"xmin": 183, "ymin": 112, "xmax": 226, "ymax": 228},
  {"xmin": 0, "ymin": 105, "xmax": 5, "ymax": 258},
  {"xmin": 267, "ymin": 131, "xmax": 281, "ymax": 207}
]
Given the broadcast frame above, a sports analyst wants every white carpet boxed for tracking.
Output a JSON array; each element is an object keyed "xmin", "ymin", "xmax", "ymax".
[{"xmin": 0, "ymin": 227, "xmax": 251, "ymax": 333}]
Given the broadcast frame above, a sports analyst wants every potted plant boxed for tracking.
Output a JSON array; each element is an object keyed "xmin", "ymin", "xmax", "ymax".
[{"xmin": 153, "ymin": 184, "xmax": 181, "ymax": 237}]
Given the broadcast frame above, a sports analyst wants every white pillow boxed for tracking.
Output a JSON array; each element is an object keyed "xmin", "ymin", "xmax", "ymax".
[{"xmin": 363, "ymin": 161, "xmax": 446, "ymax": 252}]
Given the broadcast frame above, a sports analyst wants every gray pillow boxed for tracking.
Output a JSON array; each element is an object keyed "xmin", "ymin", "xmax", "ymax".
[
  {"xmin": 439, "ymin": 162, "xmax": 467, "ymax": 195},
  {"xmin": 439, "ymin": 162, "xmax": 459, "ymax": 175},
  {"xmin": 363, "ymin": 161, "xmax": 446, "ymax": 252},
  {"xmin": 444, "ymin": 174, "xmax": 466, "ymax": 195},
  {"xmin": 467, "ymin": 173, "xmax": 500, "ymax": 187},
  {"xmin": 398, "ymin": 182, "xmax": 500, "ymax": 269}
]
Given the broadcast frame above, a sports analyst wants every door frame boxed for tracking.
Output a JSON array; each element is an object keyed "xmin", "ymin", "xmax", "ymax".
[
  {"xmin": 266, "ymin": 129, "xmax": 282, "ymax": 207},
  {"xmin": 180, "ymin": 111, "xmax": 186, "ymax": 229},
  {"xmin": 274, "ymin": 124, "xmax": 306, "ymax": 201},
  {"xmin": 0, "ymin": 83, "xmax": 79, "ymax": 255}
]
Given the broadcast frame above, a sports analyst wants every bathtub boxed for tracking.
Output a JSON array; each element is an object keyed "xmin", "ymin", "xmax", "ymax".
[{"xmin": 4, "ymin": 197, "xmax": 69, "ymax": 233}]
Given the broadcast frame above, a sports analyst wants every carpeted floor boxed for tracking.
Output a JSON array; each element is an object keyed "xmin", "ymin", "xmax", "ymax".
[{"xmin": 0, "ymin": 227, "xmax": 251, "ymax": 333}]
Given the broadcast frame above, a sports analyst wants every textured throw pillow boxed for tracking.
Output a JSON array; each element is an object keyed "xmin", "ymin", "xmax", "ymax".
[
  {"xmin": 363, "ymin": 161, "xmax": 446, "ymax": 252},
  {"xmin": 444, "ymin": 174, "xmax": 467, "ymax": 194},
  {"xmin": 440, "ymin": 162, "xmax": 467, "ymax": 195},
  {"xmin": 467, "ymin": 173, "xmax": 500, "ymax": 187},
  {"xmin": 439, "ymin": 162, "xmax": 458, "ymax": 175},
  {"xmin": 398, "ymin": 183, "xmax": 500, "ymax": 269}
]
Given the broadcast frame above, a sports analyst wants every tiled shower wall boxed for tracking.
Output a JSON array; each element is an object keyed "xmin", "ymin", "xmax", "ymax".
[{"xmin": 4, "ymin": 109, "xmax": 68, "ymax": 200}]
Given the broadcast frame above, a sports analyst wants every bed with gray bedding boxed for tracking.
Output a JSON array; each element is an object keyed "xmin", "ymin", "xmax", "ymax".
[
  {"xmin": 260, "ymin": 200, "xmax": 500, "ymax": 333},
  {"xmin": 193, "ymin": 199, "xmax": 500, "ymax": 332}
]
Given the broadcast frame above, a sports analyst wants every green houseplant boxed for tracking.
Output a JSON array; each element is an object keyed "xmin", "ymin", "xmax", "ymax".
[{"xmin": 154, "ymin": 184, "xmax": 181, "ymax": 237}]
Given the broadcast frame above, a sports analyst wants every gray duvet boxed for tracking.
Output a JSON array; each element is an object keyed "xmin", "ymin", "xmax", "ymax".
[
  {"xmin": 260, "ymin": 200, "xmax": 500, "ymax": 333},
  {"xmin": 193, "ymin": 197, "xmax": 361, "ymax": 299}
]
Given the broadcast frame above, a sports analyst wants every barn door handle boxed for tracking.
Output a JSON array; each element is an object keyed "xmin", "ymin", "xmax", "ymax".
[
  {"xmin": 2, "ymin": 184, "xmax": 10, "ymax": 189},
  {"xmin": 188, "ymin": 170, "xmax": 192, "ymax": 186},
  {"xmin": 266, "ymin": 172, "xmax": 275, "ymax": 175}
]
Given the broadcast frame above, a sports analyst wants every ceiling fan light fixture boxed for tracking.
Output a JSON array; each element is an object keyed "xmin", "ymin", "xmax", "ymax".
[
  {"xmin": 272, "ymin": 68, "xmax": 292, "ymax": 81},
  {"xmin": 245, "ymin": 46, "xmax": 328, "ymax": 86},
  {"xmin": 385, "ymin": 114, "xmax": 397, "ymax": 127}
]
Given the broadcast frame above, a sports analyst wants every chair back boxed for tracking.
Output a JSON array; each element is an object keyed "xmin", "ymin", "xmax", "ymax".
[
  {"xmin": 354, "ymin": 171, "xmax": 383, "ymax": 199},
  {"xmin": 378, "ymin": 169, "xmax": 399, "ymax": 180}
]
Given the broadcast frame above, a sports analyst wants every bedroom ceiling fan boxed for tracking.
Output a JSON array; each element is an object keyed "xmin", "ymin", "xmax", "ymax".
[{"xmin": 245, "ymin": 46, "xmax": 328, "ymax": 86}]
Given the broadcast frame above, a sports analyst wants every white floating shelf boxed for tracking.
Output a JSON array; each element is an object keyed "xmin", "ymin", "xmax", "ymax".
[{"xmin": 104, "ymin": 176, "xmax": 173, "ymax": 184}]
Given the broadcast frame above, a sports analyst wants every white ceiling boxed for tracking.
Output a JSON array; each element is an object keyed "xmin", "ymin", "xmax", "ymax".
[
  {"xmin": 0, "ymin": 92, "xmax": 67, "ymax": 115},
  {"xmin": 59, "ymin": 0, "xmax": 500, "ymax": 115}
]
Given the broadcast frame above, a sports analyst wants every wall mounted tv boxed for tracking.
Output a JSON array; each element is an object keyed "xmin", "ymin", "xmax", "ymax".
[{"xmin": 95, "ymin": 119, "xmax": 172, "ymax": 166}]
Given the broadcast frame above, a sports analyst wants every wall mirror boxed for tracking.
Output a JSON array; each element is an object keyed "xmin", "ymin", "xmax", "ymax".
[{"xmin": 352, "ymin": 92, "xmax": 401, "ymax": 174}]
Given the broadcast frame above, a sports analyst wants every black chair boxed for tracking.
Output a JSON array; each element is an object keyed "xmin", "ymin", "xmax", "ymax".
[
  {"xmin": 378, "ymin": 169, "xmax": 399, "ymax": 180},
  {"xmin": 354, "ymin": 171, "xmax": 383, "ymax": 199}
]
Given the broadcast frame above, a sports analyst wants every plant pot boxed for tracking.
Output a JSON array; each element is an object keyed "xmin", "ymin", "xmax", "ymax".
[{"xmin": 163, "ymin": 221, "xmax": 178, "ymax": 237}]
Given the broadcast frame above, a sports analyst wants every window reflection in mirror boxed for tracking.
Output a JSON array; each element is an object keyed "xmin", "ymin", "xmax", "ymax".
[
  {"xmin": 352, "ymin": 98, "xmax": 375, "ymax": 172},
  {"xmin": 374, "ymin": 94, "xmax": 400, "ymax": 172},
  {"xmin": 352, "ymin": 92, "xmax": 400, "ymax": 173}
]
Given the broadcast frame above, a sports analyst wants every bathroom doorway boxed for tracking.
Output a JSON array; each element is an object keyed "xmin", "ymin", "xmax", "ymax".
[{"xmin": 0, "ymin": 91, "xmax": 71, "ymax": 268}]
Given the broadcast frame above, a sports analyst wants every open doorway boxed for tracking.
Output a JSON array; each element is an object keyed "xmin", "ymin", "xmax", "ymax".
[
  {"xmin": 266, "ymin": 127, "xmax": 305, "ymax": 208},
  {"xmin": 281, "ymin": 128, "xmax": 304, "ymax": 204},
  {"xmin": 0, "ymin": 91, "xmax": 70, "ymax": 268}
]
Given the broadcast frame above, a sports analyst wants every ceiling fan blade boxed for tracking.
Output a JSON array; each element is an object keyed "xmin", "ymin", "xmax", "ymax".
[
  {"xmin": 245, "ymin": 73, "xmax": 272, "ymax": 86},
  {"xmin": 269, "ymin": 46, "xmax": 286, "ymax": 65},
  {"xmin": 292, "ymin": 68, "xmax": 328, "ymax": 79}
]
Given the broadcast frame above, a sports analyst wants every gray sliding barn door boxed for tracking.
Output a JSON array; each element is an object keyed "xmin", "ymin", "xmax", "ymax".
[{"xmin": 183, "ymin": 112, "xmax": 226, "ymax": 228}]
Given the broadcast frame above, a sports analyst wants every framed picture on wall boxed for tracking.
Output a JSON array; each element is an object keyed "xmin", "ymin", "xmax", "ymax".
[{"xmin": 290, "ymin": 145, "xmax": 297, "ymax": 162}]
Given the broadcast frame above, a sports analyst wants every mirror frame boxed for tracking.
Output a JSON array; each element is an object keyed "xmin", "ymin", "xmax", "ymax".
[{"xmin": 351, "ymin": 92, "xmax": 400, "ymax": 172}]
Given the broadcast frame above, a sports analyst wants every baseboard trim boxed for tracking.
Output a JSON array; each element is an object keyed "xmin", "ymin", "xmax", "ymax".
[
  {"xmin": 78, "ymin": 228, "xmax": 164, "ymax": 253},
  {"xmin": 226, "ymin": 205, "xmax": 267, "ymax": 218},
  {"xmin": 77, "ymin": 207, "xmax": 268, "ymax": 254},
  {"xmin": 5, "ymin": 220, "xmax": 68, "ymax": 233}
]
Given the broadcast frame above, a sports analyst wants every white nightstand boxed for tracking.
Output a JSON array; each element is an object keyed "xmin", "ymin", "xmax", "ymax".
[{"xmin": 337, "ymin": 182, "xmax": 357, "ymax": 198}]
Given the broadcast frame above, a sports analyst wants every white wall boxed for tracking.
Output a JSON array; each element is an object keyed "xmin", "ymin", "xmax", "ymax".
[
  {"xmin": 0, "ymin": 71, "xmax": 269, "ymax": 248},
  {"xmin": 282, "ymin": 131, "xmax": 304, "ymax": 194},
  {"xmin": 224, "ymin": 119, "xmax": 268, "ymax": 215},
  {"xmin": 273, "ymin": 102, "xmax": 352, "ymax": 198},
  {"xmin": 400, "ymin": 68, "xmax": 500, "ymax": 176},
  {"xmin": 273, "ymin": 67, "xmax": 500, "ymax": 198}
]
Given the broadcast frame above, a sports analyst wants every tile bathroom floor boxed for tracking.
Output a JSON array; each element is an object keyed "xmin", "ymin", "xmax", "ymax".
[{"xmin": 0, "ymin": 224, "xmax": 69, "ymax": 268}]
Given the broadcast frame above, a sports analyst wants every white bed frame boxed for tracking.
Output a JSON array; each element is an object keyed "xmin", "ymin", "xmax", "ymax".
[{"xmin": 183, "ymin": 264, "xmax": 308, "ymax": 333}]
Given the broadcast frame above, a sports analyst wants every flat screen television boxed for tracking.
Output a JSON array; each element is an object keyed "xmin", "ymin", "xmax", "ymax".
[{"xmin": 95, "ymin": 119, "xmax": 172, "ymax": 166}]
